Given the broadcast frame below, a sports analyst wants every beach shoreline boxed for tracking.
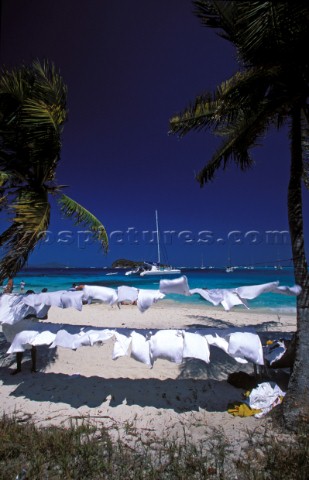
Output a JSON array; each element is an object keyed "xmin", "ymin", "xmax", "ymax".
[{"xmin": 0, "ymin": 302, "xmax": 295, "ymax": 449}]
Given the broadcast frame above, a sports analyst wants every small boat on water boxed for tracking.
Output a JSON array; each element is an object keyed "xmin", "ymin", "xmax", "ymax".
[
  {"xmin": 125, "ymin": 265, "xmax": 147, "ymax": 276},
  {"xmin": 200, "ymin": 254, "xmax": 206, "ymax": 270},
  {"xmin": 126, "ymin": 210, "xmax": 181, "ymax": 277},
  {"xmin": 139, "ymin": 262, "xmax": 181, "ymax": 277}
]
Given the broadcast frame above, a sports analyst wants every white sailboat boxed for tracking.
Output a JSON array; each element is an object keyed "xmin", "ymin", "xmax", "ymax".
[
  {"xmin": 140, "ymin": 211, "xmax": 181, "ymax": 277},
  {"xmin": 201, "ymin": 254, "xmax": 206, "ymax": 270},
  {"xmin": 225, "ymin": 247, "xmax": 234, "ymax": 273}
]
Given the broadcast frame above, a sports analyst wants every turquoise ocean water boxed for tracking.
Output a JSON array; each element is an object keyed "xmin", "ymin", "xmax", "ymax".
[{"xmin": 11, "ymin": 267, "xmax": 298, "ymax": 314}]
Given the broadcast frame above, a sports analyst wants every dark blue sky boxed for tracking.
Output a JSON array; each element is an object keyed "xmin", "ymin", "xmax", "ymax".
[{"xmin": 1, "ymin": 0, "xmax": 308, "ymax": 268}]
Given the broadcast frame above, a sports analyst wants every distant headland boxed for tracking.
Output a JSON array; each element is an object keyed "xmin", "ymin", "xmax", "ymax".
[{"xmin": 111, "ymin": 259, "xmax": 144, "ymax": 269}]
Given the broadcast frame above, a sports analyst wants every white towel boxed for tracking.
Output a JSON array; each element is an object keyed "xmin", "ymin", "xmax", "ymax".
[
  {"xmin": 137, "ymin": 289, "xmax": 165, "ymax": 313},
  {"xmin": 82, "ymin": 285, "xmax": 118, "ymax": 305},
  {"xmin": 183, "ymin": 331, "xmax": 210, "ymax": 363},
  {"xmin": 149, "ymin": 330, "xmax": 183, "ymax": 364},
  {"xmin": 130, "ymin": 331, "xmax": 152, "ymax": 366},
  {"xmin": 159, "ymin": 276, "xmax": 190, "ymax": 296},
  {"xmin": 117, "ymin": 286, "xmax": 138, "ymax": 303},
  {"xmin": 112, "ymin": 332, "xmax": 132, "ymax": 360},
  {"xmin": 6, "ymin": 329, "xmax": 41, "ymax": 353},
  {"xmin": 205, "ymin": 333, "xmax": 248, "ymax": 364},
  {"xmin": 227, "ymin": 332, "xmax": 264, "ymax": 365},
  {"xmin": 0, "ymin": 294, "xmax": 36, "ymax": 325},
  {"xmin": 60, "ymin": 291, "xmax": 84, "ymax": 310}
]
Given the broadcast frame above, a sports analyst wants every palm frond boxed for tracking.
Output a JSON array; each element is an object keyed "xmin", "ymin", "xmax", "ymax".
[
  {"xmin": 0, "ymin": 67, "xmax": 25, "ymax": 100},
  {"xmin": 22, "ymin": 99, "xmax": 66, "ymax": 130},
  {"xmin": 193, "ymin": 1, "xmax": 236, "ymax": 42},
  {"xmin": 235, "ymin": 1, "xmax": 309, "ymax": 66},
  {"xmin": 169, "ymin": 91, "xmax": 218, "ymax": 137},
  {"xmin": 169, "ymin": 68, "xmax": 268, "ymax": 137},
  {"xmin": 0, "ymin": 189, "xmax": 50, "ymax": 281},
  {"xmin": 32, "ymin": 59, "xmax": 67, "ymax": 106},
  {"xmin": 0, "ymin": 171, "xmax": 11, "ymax": 187},
  {"xmin": 196, "ymin": 94, "xmax": 285, "ymax": 185},
  {"xmin": 0, "ymin": 59, "xmax": 67, "ymax": 184},
  {"xmin": 58, "ymin": 194, "xmax": 109, "ymax": 253},
  {"xmin": 0, "ymin": 172, "xmax": 13, "ymax": 211}
]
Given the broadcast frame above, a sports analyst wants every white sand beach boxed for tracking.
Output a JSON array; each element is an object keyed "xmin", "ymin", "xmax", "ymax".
[{"xmin": 0, "ymin": 302, "xmax": 296, "ymax": 449}]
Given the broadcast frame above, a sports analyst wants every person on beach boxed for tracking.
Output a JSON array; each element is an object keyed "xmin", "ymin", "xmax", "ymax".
[
  {"xmin": 3, "ymin": 278, "xmax": 14, "ymax": 294},
  {"xmin": 20, "ymin": 280, "xmax": 26, "ymax": 293},
  {"xmin": 14, "ymin": 346, "xmax": 37, "ymax": 375},
  {"xmin": 2, "ymin": 289, "xmax": 49, "ymax": 374},
  {"xmin": 2, "ymin": 319, "xmax": 38, "ymax": 375}
]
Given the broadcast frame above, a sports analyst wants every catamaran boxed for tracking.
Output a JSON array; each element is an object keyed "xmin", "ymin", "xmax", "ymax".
[
  {"xmin": 125, "ymin": 211, "xmax": 181, "ymax": 277},
  {"xmin": 140, "ymin": 210, "xmax": 181, "ymax": 276}
]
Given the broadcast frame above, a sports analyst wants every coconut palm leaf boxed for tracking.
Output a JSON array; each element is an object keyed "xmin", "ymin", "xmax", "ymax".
[
  {"xmin": 169, "ymin": 65, "xmax": 289, "ymax": 138},
  {"xmin": 0, "ymin": 60, "xmax": 67, "ymax": 183},
  {"xmin": 0, "ymin": 171, "xmax": 11, "ymax": 186},
  {"xmin": 0, "ymin": 172, "xmax": 13, "ymax": 210},
  {"xmin": 193, "ymin": 0, "xmax": 236, "ymax": 42},
  {"xmin": 58, "ymin": 194, "xmax": 108, "ymax": 253},
  {"xmin": 0, "ymin": 67, "xmax": 25, "ymax": 101},
  {"xmin": 193, "ymin": 1, "xmax": 309, "ymax": 67},
  {"xmin": 0, "ymin": 188, "xmax": 50, "ymax": 281},
  {"xmin": 0, "ymin": 59, "xmax": 109, "ymax": 278}
]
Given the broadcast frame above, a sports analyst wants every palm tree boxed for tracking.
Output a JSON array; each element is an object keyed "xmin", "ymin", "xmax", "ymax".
[
  {"xmin": 0, "ymin": 59, "xmax": 108, "ymax": 279},
  {"xmin": 169, "ymin": 1, "xmax": 309, "ymax": 431}
]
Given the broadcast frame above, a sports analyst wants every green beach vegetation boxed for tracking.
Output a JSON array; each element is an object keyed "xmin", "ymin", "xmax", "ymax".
[
  {"xmin": 0, "ymin": 413, "xmax": 308, "ymax": 479},
  {"xmin": 111, "ymin": 258, "xmax": 145, "ymax": 268},
  {"xmin": 169, "ymin": 0, "xmax": 309, "ymax": 432},
  {"xmin": 0, "ymin": 60, "xmax": 108, "ymax": 282}
]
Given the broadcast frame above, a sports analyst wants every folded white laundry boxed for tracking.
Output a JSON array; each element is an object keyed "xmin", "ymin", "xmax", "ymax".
[
  {"xmin": 24, "ymin": 291, "xmax": 67, "ymax": 308},
  {"xmin": 235, "ymin": 282, "xmax": 279, "ymax": 300},
  {"xmin": 159, "ymin": 275, "xmax": 190, "ymax": 296},
  {"xmin": 182, "ymin": 331, "xmax": 210, "ymax": 363},
  {"xmin": 60, "ymin": 291, "xmax": 84, "ymax": 311},
  {"xmin": 227, "ymin": 331, "xmax": 264, "ymax": 365},
  {"xmin": 112, "ymin": 332, "xmax": 132, "ymax": 360},
  {"xmin": 130, "ymin": 331, "xmax": 152, "ymax": 366},
  {"xmin": 149, "ymin": 330, "xmax": 184, "ymax": 364},
  {"xmin": 83, "ymin": 329, "xmax": 115, "ymax": 346},
  {"xmin": 82, "ymin": 285, "xmax": 118, "ymax": 305},
  {"xmin": 117, "ymin": 285, "xmax": 138, "ymax": 304},
  {"xmin": 7, "ymin": 328, "xmax": 43, "ymax": 353},
  {"xmin": 50, "ymin": 329, "xmax": 87, "ymax": 350},
  {"xmin": 205, "ymin": 333, "xmax": 252, "ymax": 364},
  {"xmin": 189, "ymin": 288, "xmax": 248, "ymax": 310},
  {"xmin": 137, "ymin": 289, "xmax": 165, "ymax": 313},
  {"xmin": 0, "ymin": 294, "xmax": 36, "ymax": 325},
  {"xmin": 190, "ymin": 280, "xmax": 300, "ymax": 311}
]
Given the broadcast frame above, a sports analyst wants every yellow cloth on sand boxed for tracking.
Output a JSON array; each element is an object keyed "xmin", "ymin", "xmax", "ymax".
[{"xmin": 227, "ymin": 402, "xmax": 262, "ymax": 417}]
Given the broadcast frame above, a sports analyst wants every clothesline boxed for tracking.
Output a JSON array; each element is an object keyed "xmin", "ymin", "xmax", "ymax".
[
  {"xmin": 5, "ymin": 322, "xmax": 264, "ymax": 366},
  {"xmin": 0, "ymin": 276, "xmax": 298, "ymax": 368},
  {"xmin": 0, "ymin": 276, "xmax": 301, "ymax": 327}
]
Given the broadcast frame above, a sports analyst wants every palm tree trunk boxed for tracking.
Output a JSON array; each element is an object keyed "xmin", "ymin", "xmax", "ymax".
[{"xmin": 283, "ymin": 106, "xmax": 309, "ymax": 431}]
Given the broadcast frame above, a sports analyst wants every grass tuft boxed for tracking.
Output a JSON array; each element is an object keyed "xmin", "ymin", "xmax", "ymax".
[{"xmin": 0, "ymin": 413, "xmax": 308, "ymax": 479}]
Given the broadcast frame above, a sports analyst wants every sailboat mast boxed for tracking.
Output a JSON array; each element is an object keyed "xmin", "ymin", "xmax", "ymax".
[{"xmin": 155, "ymin": 210, "xmax": 161, "ymax": 264}]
